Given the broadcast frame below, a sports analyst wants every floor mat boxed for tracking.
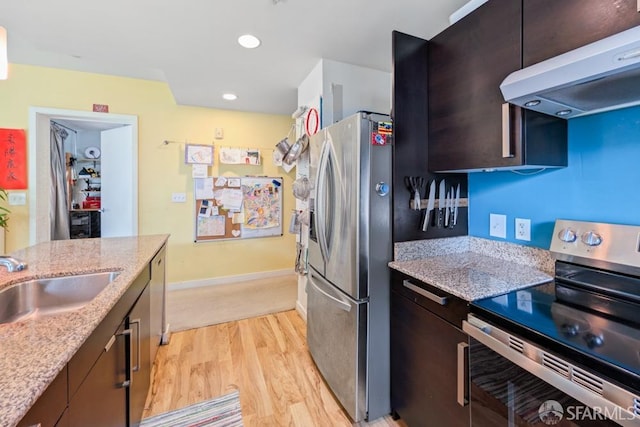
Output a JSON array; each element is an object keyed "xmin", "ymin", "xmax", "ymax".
[{"xmin": 140, "ymin": 390, "xmax": 243, "ymax": 427}]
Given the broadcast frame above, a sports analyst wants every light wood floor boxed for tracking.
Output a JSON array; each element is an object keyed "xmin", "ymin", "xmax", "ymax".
[{"xmin": 143, "ymin": 309, "xmax": 405, "ymax": 427}]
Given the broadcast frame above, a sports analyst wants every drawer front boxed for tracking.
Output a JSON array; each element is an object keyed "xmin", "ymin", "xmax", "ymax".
[{"xmin": 391, "ymin": 270, "xmax": 469, "ymax": 328}]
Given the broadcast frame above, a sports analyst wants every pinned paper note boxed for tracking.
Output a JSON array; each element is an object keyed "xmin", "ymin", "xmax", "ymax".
[
  {"xmin": 232, "ymin": 212, "xmax": 245, "ymax": 224},
  {"xmin": 197, "ymin": 215, "xmax": 225, "ymax": 236},
  {"xmin": 215, "ymin": 176, "xmax": 227, "ymax": 186},
  {"xmin": 192, "ymin": 164, "xmax": 208, "ymax": 178},
  {"xmin": 221, "ymin": 188, "xmax": 243, "ymax": 210},
  {"xmin": 195, "ymin": 178, "xmax": 215, "ymax": 199}
]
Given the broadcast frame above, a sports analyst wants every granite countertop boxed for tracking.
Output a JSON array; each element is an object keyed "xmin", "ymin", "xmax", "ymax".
[
  {"xmin": 389, "ymin": 237, "xmax": 554, "ymax": 301},
  {"xmin": 0, "ymin": 235, "xmax": 169, "ymax": 427}
]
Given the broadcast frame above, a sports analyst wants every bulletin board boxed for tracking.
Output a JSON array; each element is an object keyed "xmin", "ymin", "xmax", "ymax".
[{"xmin": 193, "ymin": 176, "xmax": 283, "ymax": 242}]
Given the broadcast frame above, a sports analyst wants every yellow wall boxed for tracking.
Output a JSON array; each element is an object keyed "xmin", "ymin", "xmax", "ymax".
[{"xmin": 0, "ymin": 63, "xmax": 296, "ymax": 283}]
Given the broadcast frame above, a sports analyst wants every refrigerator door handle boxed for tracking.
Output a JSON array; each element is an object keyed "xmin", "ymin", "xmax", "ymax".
[
  {"xmin": 315, "ymin": 139, "xmax": 331, "ymax": 263},
  {"xmin": 308, "ymin": 272, "xmax": 352, "ymax": 312}
]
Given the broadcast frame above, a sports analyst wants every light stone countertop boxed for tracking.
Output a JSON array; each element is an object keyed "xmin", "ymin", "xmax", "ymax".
[
  {"xmin": 390, "ymin": 237, "xmax": 554, "ymax": 301},
  {"xmin": 0, "ymin": 235, "xmax": 169, "ymax": 427}
]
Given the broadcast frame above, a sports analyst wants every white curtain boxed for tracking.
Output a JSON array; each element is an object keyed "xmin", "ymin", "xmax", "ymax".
[{"xmin": 51, "ymin": 124, "xmax": 70, "ymax": 240}]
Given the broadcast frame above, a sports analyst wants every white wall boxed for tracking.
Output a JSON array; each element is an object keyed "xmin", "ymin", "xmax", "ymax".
[
  {"xmin": 321, "ymin": 59, "xmax": 391, "ymax": 125},
  {"xmin": 294, "ymin": 59, "xmax": 391, "ymax": 320}
]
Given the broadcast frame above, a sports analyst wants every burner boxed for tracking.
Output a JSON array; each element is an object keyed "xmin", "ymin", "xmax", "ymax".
[{"xmin": 560, "ymin": 323, "xmax": 580, "ymax": 337}]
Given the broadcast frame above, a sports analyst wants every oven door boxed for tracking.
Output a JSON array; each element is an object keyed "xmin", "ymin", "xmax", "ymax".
[{"xmin": 464, "ymin": 315, "xmax": 637, "ymax": 426}]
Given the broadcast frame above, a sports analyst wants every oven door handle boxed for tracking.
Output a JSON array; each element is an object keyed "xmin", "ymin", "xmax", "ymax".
[{"xmin": 463, "ymin": 315, "xmax": 639, "ymax": 425}]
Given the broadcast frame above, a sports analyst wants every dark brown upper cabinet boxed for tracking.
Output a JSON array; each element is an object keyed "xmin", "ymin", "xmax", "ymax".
[
  {"xmin": 428, "ymin": 0, "xmax": 567, "ymax": 172},
  {"xmin": 523, "ymin": 0, "xmax": 640, "ymax": 67},
  {"xmin": 391, "ymin": 31, "xmax": 468, "ymax": 242}
]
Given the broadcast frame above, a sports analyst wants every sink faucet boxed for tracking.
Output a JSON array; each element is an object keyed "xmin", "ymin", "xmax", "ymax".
[{"xmin": 0, "ymin": 256, "xmax": 27, "ymax": 272}]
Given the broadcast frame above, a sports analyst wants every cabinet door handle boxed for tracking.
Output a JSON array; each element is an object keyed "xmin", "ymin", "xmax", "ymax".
[
  {"xmin": 457, "ymin": 342, "xmax": 469, "ymax": 406},
  {"xmin": 402, "ymin": 280, "xmax": 448, "ymax": 305},
  {"xmin": 502, "ymin": 103, "xmax": 514, "ymax": 158},
  {"xmin": 130, "ymin": 318, "xmax": 141, "ymax": 372},
  {"xmin": 116, "ymin": 328, "xmax": 133, "ymax": 388}
]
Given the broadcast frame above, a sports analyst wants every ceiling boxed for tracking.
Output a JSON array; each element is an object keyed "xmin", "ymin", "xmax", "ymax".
[{"xmin": 1, "ymin": 0, "xmax": 468, "ymax": 116}]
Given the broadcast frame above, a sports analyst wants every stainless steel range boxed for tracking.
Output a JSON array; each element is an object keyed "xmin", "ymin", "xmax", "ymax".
[{"xmin": 465, "ymin": 219, "xmax": 640, "ymax": 426}]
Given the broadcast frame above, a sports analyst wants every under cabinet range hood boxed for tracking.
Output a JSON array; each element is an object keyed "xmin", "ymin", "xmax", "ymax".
[{"xmin": 501, "ymin": 25, "xmax": 640, "ymax": 119}]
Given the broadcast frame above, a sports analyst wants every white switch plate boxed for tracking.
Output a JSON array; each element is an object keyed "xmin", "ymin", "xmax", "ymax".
[
  {"xmin": 171, "ymin": 192, "xmax": 187, "ymax": 203},
  {"xmin": 8, "ymin": 192, "xmax": 27, "ymax": 205},
  {"xmin": 214, "ymin": 128, "xmax": 224, "ymax": 139},
  {"xmin": 489, "ymin": 213, "xmax": 507, "ymax": 239},
  {"xmin": 515, "ymin": 218, "xmax": 531, "ymax": 241}
]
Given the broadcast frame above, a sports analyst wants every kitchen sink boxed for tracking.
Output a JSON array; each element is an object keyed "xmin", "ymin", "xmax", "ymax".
[{"xmin": 0, "ymin": 271, "xmax": 120, "ymax": 324}]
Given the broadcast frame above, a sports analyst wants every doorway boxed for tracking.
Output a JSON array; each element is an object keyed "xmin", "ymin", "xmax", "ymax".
[{"xmin": 28, "ymin": 107, "xmax": 138, "ymax": 245}]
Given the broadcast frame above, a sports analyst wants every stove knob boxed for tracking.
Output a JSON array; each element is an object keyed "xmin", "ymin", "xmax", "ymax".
[
  {"xmin": 581, "ymin": 231, "xmax": 603, "ymax": 247},
  {"xmin": 558, "ymin": 228, "xmax": 577, "ymax": 243},
  {"xmin": 584, "ymin": 333, "xmax": 604, "ymax": 348},
  {"xmin": 561, "ymin": 323, "xmax": 579, "ymax": 337}
]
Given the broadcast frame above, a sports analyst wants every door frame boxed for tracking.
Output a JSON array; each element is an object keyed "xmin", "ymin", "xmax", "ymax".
[{"xmin": 28, "ymin": 107, "xmax": 139, "ymax": 245}]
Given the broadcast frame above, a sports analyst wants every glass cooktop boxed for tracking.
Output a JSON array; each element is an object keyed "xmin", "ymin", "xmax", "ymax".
[{"xmin": 471, "ymin": 282, "xmax": 640, "ymax": 390}]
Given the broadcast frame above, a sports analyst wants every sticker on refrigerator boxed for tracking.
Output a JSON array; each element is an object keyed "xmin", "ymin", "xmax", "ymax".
[
  {"xmin": 371, "ymin": 133, "xmax": 389, "ymax": 146},
  {"xmin": 378, "ymin": 121, "xmax": 392, "ymax": 135}
]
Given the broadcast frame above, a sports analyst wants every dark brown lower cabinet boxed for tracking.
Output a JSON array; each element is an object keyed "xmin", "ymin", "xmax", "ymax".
[
  {"xmin": 391, "ymin": 286, "xmax": 470, "ymax": 427},
  {"xmin": 17, "ymin": 366, "xmax": 68, "ymax": 427},
  {"xmin": 68, "ymin": 319, "xmax": 129, "ymax": 426}
]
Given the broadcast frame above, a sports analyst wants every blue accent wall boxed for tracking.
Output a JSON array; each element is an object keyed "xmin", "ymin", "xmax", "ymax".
[{"xmin": 468, "ymin": 106, "xmax": 640, "ymax": 249}]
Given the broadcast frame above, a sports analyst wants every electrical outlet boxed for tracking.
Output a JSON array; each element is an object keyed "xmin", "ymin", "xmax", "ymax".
[
  {"xmin": 489, "ymin": 213, "xmax": 507, "ymax": 239},
  {"xmin": 515, "ymin": 218, "xmax": 531, "ymax": 241},
  {"xmin": 171, "ymin": 192, "xmax": 187, "ymax": 203},
  {"xmin": 8, "ymin": 192, "xmax": 27, "ymax": 205}
]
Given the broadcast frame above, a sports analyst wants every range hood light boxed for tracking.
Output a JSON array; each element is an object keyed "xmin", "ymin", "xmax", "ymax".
[
  {"xmin": 556, "ymin": 109, "xmax": 572, "ymax": 117},
  {"xmin": 524, "ymin": 100, "xmax": 541, "ymax": 107}
]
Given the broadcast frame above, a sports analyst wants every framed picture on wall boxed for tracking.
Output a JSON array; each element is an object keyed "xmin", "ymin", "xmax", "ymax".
[{"xmin": 185, "ymin": 144, "xmax": 214, "ymax": 165}]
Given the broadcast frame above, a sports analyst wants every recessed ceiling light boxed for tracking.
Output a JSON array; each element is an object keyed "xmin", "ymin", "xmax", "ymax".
[
  {"xmin": 238, "ymin": 34, "xmax": 261, "ymax": 49},
  {"xmin": 223, "ymin": 93, "xmax": 238, "ymax": 101}
]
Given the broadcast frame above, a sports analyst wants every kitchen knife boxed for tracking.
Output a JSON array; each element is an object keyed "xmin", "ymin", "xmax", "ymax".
[
  {"xmin": 444, "ymin": 187, "xmax": 450, "ymax": 228},
  {"xmin": 413, "ymin": 181, "xmax": 421, "ymax": 210},
  {"xmin": 438, "ymin": 179, "xmax": 445, "ymax": 227},
  {"xmin": 453, "ymin": 183, "xmax": 460, "ymax": 226},
  {"xmin": 448, "ymin": 188, "xmax": 455, "ymax": 228},
  {"xmin": 422, "ymin": 180, "xmax": 435, "ymax": 231}
]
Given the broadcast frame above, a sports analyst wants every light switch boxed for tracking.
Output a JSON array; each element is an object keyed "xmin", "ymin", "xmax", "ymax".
[
  {"xmin": 215, "ymin": 128, "xmax": 224, "ymax": 139},
  {"xmin": 171, "ymin": 193, "xmax": 187, "ymax": 203},
  {"xmin": 489, "ymin": 213, "xmax": 507, "ymax": 239}
]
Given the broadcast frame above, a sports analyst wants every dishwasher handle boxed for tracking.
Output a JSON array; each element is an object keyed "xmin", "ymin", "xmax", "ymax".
[
  {"xmin": 403, "ymin": 280, "xmax": 448, "ymax": 305},
  {"xmin": 457, "ymin": 342, "xmax": 469, "ymax": 406}
]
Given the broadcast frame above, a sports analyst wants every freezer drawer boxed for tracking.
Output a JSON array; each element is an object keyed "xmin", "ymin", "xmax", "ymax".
[{"xmin": 307, "ymin": 267, "xmax": 367, "ymax": 422}]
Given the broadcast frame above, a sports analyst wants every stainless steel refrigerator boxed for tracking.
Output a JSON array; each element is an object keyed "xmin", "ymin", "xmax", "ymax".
[{"xmin": 307, "ymin": 111, "xmax": 392, "ymax": 422}]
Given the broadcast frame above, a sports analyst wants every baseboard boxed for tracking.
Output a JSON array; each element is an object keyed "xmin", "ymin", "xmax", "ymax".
[
  {"xmin": 296, "ymin": 300, "xmax": 307, "ymax": 323},
  {"xmin": 168, "ymin": 269, "xmax": 296, "ymax": 291}
]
